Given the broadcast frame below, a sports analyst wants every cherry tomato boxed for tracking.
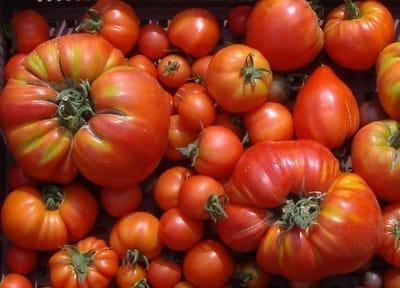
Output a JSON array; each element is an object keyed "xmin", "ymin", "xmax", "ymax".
[
  {"xmin": 6, "ymin": 245, "xmax": 38, "ymax": 274},
  {"xmin": 100, "ymin": 185, "xmax": 143, "ymax": 218},
  {"xmin": 228, "ymin": 5, "xmax": 252, "ymax": 35},
  {"xmin": 158, "ymin": 55, "xmax": 191, "ymax": 88},
  {"xmin": 127, "ymin": 55, "xmax": 158, "ymax": 79},
  {"xmin": 4, "ymin": 54, "xmax": 27, "ymax": 81},
  {"xmin": 174, "ymin": 83, "xmax": 208, "ymax": 112},
  {"xmin": 147, "ymin": 256, "xmax": 182, "ymax": 288},
  {"xmin": 138, "ymin": 23, "xmax": 169, "ymax": 60}
]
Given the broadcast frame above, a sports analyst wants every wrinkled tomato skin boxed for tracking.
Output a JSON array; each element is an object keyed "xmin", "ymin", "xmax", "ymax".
[
  {"xmin": 4, "ymin": 54, "xmax": 27, "ymax": 81},
  {"xmin": 379, "ymin": 203, "xmax": 400, "ymax": 267}
]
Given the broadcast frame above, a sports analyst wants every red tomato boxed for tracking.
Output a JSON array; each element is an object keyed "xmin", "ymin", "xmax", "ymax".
[
  {"xmin": 384, "ymin": 269, "xmax": 400, "ymax": 288},
  {"xmin": 159, "ymin": 208, "xmax": 204, "ymax": 251},
  {"xmin": 293, "ymin": 65, "xmax": 360, "ymax": 149},
  {"xmin": 235, "ymin": 260, "xmax": 270, "ymax": 288},
  {"xmin": 246, "ymin": 0, "xmax": 323, "ymax": 71},
  {"xmin": 183, "ymin": 240, "xmax": 234, "ymax": 288},
  {"xmin": 147, "ymin": 256, "xmax": 182, "ymax": 288},
  {"xmin": 174, "ymin": 83, "xmax": 208, "ymax": 112},
  {"xmin": 76, "ymin": 0, "xmax": 140, "ymax": 54},
  {"xmin": 6, "ymin": 245, "xmax": 38, "ymax": 274},
  {"xmin": 158, "ymin": 55, "xmax": 191, "ymax": 88},
  {"xmin": 174, "ymin": 281, "xmax": 195, "ymax": 288},
  {"xmin": 324, "ymin": 0, "xmax": 394, "ymax": 70},
  {"xmin": 100, "ymin": 185, "xmax": 143, "ymax": 218},
  {"xmin": 228, "ymin": 5, "xmax": 252, "ymax": 35},
  {"xmin": 351, "ymin": 120, "xmax": 400, "ymax": 201},
  {"xmin": 11, "ymin": 10, "xmax": 49, "ymax": 53},
  {"xmin": 359, "ymin": 100, "xmax": 388, "ymax": 127},
  {"xmin": 168, "ymin": 8, "xmax": 220, "ymax": 58},
  {"xmin": 205, "ymin": 44, "xmax": 272, "ymax": 113},
  {"xmin": 244, "ymin": 102, "xmax": 294, "ymax": 143},
  {"xmin": 212, "ymin": 113, "xmax": 244, "ymax": 139},
  {"xmin": 0, "ymin": 273, "xmax": 32, "ymax": 288},
  {"xmin": 191, "ymin": 56, "xmax": 213, "ymax": 83},
  {"xmin": 127, "ymin": 55, "xmax": 158, "ymax": 79},
  {"xmin": 116, "ymin": 263, "xmax": 147, "ymax": 288},
  {"xmin": 6, "ymin": 164, "xmax": 39, "ymax": 191},
  {"xmin": 379, "ymin": 203, "xmax": 400, "ymax": 267},
  {"xmin": 138, "ymin": 23, "xmax": 169, "ymax": 59},
  {"xmin": 4, "ymin": 54, "xmax": 27, "ymax": 81},
  {"xmin": 164, "ymin": 90, "xmax": 175, "ymax": 115}
]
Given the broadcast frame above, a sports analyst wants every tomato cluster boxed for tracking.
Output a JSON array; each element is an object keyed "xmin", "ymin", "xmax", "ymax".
[{"xmin": 1, "ymin": 0, "xmax": 400, "ymax": 287}]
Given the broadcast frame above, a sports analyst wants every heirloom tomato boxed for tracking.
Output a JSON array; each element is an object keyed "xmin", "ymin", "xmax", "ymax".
[
  {"xmin": 100, "ymin": 185, "xmax": 142, "ymax": 218},
  {"xmin": 384, "ymin": 269, "xmax": 400, "ymax": 288},
  {"xmin": 0, "ymin": 274, "xmax": 32, "ymax": 288},
  {"xmin": 138, "ymin": 23, "xmax": 169, "ymax": 60},
  {"xmin": 379, "ymin": 203, "xmax": 400, "ymax": 267},
  {"xmin": 229, "ymin": 140, "xmax": 382, "ymax": 282},
  {"xmin": 6, "ymin": 245, "xmax": 38, "ymax": 274},
  {"xmin": 49, "ymin": 236, "xmax": 119, "ymax": 288},
  {"xmin": 0, "ymin": 34, "xmax": 170, "ymax": 188},
  {"xmin": 147, "ymin": 256, "xmax": 182, "ymax": 288},
  {"xmin": 246, "ymin": 0, "xmax": 323, "ymax": 71},
  {"xmin": 4, "ymin": 54, "xmax": 27, "ymax": 81},
  {"xmin": 127, "ymin": 55, "xmax": 158, "ymax": 79},
  {"xmin": 76, "ymin": 0, "xmax": 140, "ymax": 54},
  {"xmin": 1, "ymin": 183, "xmax": 98, "ymax": 251},
  {"xmin": 351, "ymin": 120, "xmax": 400, "ymax": 201},
  {"xmin": 228, "ymin": 5, "xmax": 252, "ymax": 36}
]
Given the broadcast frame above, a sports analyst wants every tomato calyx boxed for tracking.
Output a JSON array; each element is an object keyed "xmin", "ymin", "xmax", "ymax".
[
  {"xmin": 56, "ymin": 80, "xmax": 95, "ymax": 133},
  {"xmin": 42, "ymin": 184, "xmax": 65, "ymax": 210},
  {"xmin": 240, "ymin": 53, "xmax": 271, "ymax": 87},
  {"xmin": 75, "ymin": 8, "xmax": 103, "ymax": 33},
  {"xmin": 344, "ymin": 0, "xmax": 361, "ymax": 20},
  {"xmin": 123, "ymin": 249, "xmax": 149, "ymax": 269},
  {"xmin": 204, "ymin": 194, "xmax": 229, "ymax": 222},
  {"xmin": 65, "ymin": 245, "xmax": 95, "ymax": 284},
  {"xmin": 231, "ymin": 271, "xmax": 253, "ymax": 287},
  {"xmin": 276, "ymin": 192, "xmax": 324, "ymax": 231},
  {"xmin": 164, "ymin": 61, "xmax": 180, "ymax": 76},
  {"xmin": 389, "ymin": 130, "xmax": 400, "ymax": 150},
  {"xmin": 134, "ymin": 278, "xmax": 150, "ymax": 288},
  {"xmin": 176, "ymin": 137, "xmax": 200, "ymax": 165}
]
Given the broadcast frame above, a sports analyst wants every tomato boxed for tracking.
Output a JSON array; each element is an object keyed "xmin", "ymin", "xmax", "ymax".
[
  {"xmin": 168, "ymin": 8, "xmax": 220, "ymax": 58},
  {"xmin": 293, "ymin": 65, "xmax": 360, "ymax": 149},
  {"xmin": 351, "ymin": 120, "xmax": 400, "ymax": 201},
  {"xmin": 11, "ymin": 10, "xmax": 49, "ymax": 53},
  {"xmin": 246, "ymin": 0, "xmax": 323, "ymax": 71},
  {"xmin": 138, "ymin": 23, "xmax": 169, "ymax": 60},
  {"xmin": 384, "ymin": 269, "xmax": 400, "ymax": 288},
  {"xmin": 212, "ymin": 113, "xmax": 244, "ymax": 139},
  {"xmin": 174, "ymin": 83, "xmax": 208, "ymax": 112},
  {"xmin": 377, "ymin": 42, "xmax": 400, "ymax": 120},
  {"xmin": 216, "ymin": 204, "xmax": 271, "ymax": 252},
  {"xmin": 359, "ymin": 100, "xmax": 388, "ymax": 127},
  {"xmin": 109, "ymin": 211, "xmax": 163, "ymax": 259},
  {"xmin": 183, "ymin": 240, "xmax": 234, "ymax": 288},
  {"xmin": 6, "ymin": 164, "xmax": 39, "ymax": 191},
  {"xmin": 289, "ymin": 281, "xmax": 321, "ymax": 288},
  {"xmin": 100, "ymin": 185, "xmax": 142, "ymax": 218},
  {"xmin": 4, "ymin": 54, "xmax": 27, "ymax": 81},
  {"xmin": 177, "ymin": 91, "xmax": 216, "ymax": 131},
  {"xmin": 127, "ymin": 55, "xmax": 158, "ymax": 79},
  {"xmin": 191, "ymin": 56, "xmax": 213, "ymax": 84},
  {"xmin": 6, "ymin": 245, "xmax": 38, "ymax": 274},
  {"xmin": 0, "ymin": 273, "xmax": 32, "ymax": 288},
  {"xmin": 324, "ymin": 0, "xmax": 394, "ymax": 70},
  {"xmin": 0, "ymin": 34, "xmax": 170, "ymax": 188},
  {"xmin": 234, "ymin": 260, "xmax": 270, "ymax": 288},
  {"xmin": 228, "ymin": 5, "xmax": 252, "ymax": 36},
  {"xmin": 159, "ymin": 208, "xmax": 204, "ymax": 251},
  {"xmin": 268, "ymin": 74, "xmax": 290, "ymax": 104},
  {"xmin": 379, "ymin": 203, "xmax": 400, "ymax": 267},
  {"xmin": 116, "ymin": 264, "xmax": 147, "ymax": 288},
  {"xmin": 158, "ymin": 54, "xmax": 191, "ymax": 88},
  {"xmin": 205, "ymin": 44, "xmax": 272, "ymax": 113},
  {"xmin": 76, "ymin": 0, "xmax": 140, "ymax": 54},
  {"xmin": 49, "ymin": 236, "xmax": 119, "ymax": 288},
  {"xmin": 1, "ymin": 183, "xmax": 98, "ymax": 251},
  {"xmin": 179, "ymin": 126, "xmax": 244, "ymax": 179},
  {"xmin": 229, "ymin": 140, "xmax": 382, "ymax": 281},
  {"xmin": 174, "ymin": 282, "xmax": 195, "ymax": 288},
  {"xmin": 147, "ymin": 256, "xmax": 182, "ymax": 288},
  {"xmin": 244, "ymin": 102, "xmax": 294, "ymax": 143},
  {"xmin": 164, "ymin": 90, "xmax": 176, "ymax": 115},
  {"xmin": 164, "ymin": 115, "xmax": 199, "ymax": 161}
]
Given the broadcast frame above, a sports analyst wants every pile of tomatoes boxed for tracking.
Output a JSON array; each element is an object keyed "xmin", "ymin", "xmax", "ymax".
[{"xmin": 0, "ymin": 0, "xmax": 400, "ymax": 287}]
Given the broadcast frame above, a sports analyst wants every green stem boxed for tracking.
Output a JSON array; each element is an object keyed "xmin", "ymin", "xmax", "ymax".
[
  {"xmin": 392, "ymin": 218, "xmax": 400, "ymax": 251},
  {"xmin": 123, "ymin": 249, "xmax": 149, "ymax": 269},
  {"xmin": 134, "ymin": 279, "xmax": 150, "ymax": 288},
  {"xmin": 204, "ymin": 194, "xmax": 228, "ymax": 222},
  {"xmin": 176, "ymin": 137, "xmax": 200, "ymax": 166},
  {"xmin": 389, "ymin": 130, "xmax": 400, "ymax": 149},
  {"xmin": 240, "ymin": 53, "xmax": 271, "ymax": 87},
  {"xmin": 344, "ymin": 0, "xmax": 361, "ymax": 20},
  {"xmin": 65, "ymin": 245, "xmax": 95, "ymax": 284},
  {"xmin": 75, "ymin": 8, "xmax": 103, "ymax": 33},
  {"xmin": 234, "ymin": 272, "xmax": 253, "ymax": 287},
  {"xmin": 42, "ymin": 184, "xmax": 65, "ymax": 210},
  {"xmin": 163, "ymin": 61, "xmax": 180, "ymax": 76}
]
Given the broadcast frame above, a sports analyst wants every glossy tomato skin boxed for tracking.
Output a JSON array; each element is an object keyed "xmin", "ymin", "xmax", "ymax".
[
  {"xmin": 138, "ymin": 23, "xmax": 169, "ymax": 59},
  {"xmin": 191, "ymin": 56, "xmax": 213, "ymax": 83},
  {"xmin": 6, "ymin": 245, "xmax": 38, "ymax": 274},
  {"xmin": 174, "ymin": 83, "xmax": 208, "ymax": 112},
  {"xmin": 183, "ymin": 240, "xmax": 234, "ymax": 288},
  {"xmin": 116, "ymin": 264, "xmax": 147, "ymax": 288},
  {"xmin": 359, "ymin": 100, "xmax": 388, "ymax": 127},
  {"xmin": 0, "ymin": 273, "xmax": 32, "ymax": 288},
  {"xmin": 49, "ymin": 236, "xmax": 119, "ymax": 288},
  {"xmin": 100, "ymin": 185, "xmax": 142, "ymax": 218},
  {"xmin": 228, "ymin": 5, "xmax": 252, "ymax": 35},
  {"xmin": 11, "ymin": 10, "xmax": 49, "ymax": 53},
  {"xmin": 1, "ymin": 183, "xmax": 98, "ymax": 251},
  {"xmin": 205, "ymin": 44, "xmax": 272, "ymax": 113},
  {"xmin": 235, "ymin": 260, "xmax": 270, "ymax": 288},
  {"xmin": 384, "ymin": 269, "xmax": 400, "ymax": 288},
  {"xmin": 168, "ymin": 8, "xmax": 220, "ymax": 58},
  {"xmin": 246, "ymin": 0, "xmax": 323, "ymax": 71},
  {"xmin": 351, "ymin": 120, "xmax": 400, "ymax": 201},
  {"xmin": 109, "ymin": 211, "xmax": 163, "ymax": 259},
  {"xmin": 147, "ymin": 256, "xmax": 182, "ymax": 288},
  {"xmin": 6, "ymin": 164, "xmax": 39, "ymax": 191},
  {"xmin": 4, "ymin": 54, "xmax": 27, "ymax": 81},
  {"xmin": 324, "ymin": 1, "xmax": 394, "ymax": 71},
  {"xmin": 293, "ymin": 65, "xmax": 360, "ymax": 149},
  {"xmin": 127, "ymin": 55, "xmax": 158, "ymax": 79},
  {"xmin": 379, "ymin": 203, "xmax": 400, "ymax": 267},
  {"xmin": 158, "ymin": 54, "xmax": 191, "ymax": 88}
]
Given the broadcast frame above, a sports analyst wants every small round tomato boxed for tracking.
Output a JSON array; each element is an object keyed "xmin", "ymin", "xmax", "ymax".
[
  {"xmin": 359, "ymin": 100, "xmax": 388, "ymax": 127},
  {"xmin": 158, "ymin": 55, "xmax": 191, "ymax": 88},
  {"xmin": 4, "ymin": 54, "xmax": 27, "ymax": 81},
  {"xmin": 191, "ymin": 56, "xmax": 213, "ymax": 83},
  {"xmin": 384, "ymin": 268, "xmax": 400, "ymax": 288},
  {"xmin": 116, "ymin": 251, "xmax": 148, "ymax": 288},
  {"xmin": 148, "ymin": 256, "xmax": 182, "ymax": 288},
  {"xmin": 6, "ymin": 245, "xmax": 38, "ymax": 275},
  {"xmin": 11, "ymin": 10, "xmax": 49, "ymax": 53},
  {"xmin": 179, "ymin": 175, "xmax": 227, "ymax": 221},
  {"xmin": 154, "ymin": 166, "xmax": 194, "ymax": 211},
  {"xmin": 228, "ymin": 5, "xmax": 252, "ymax": 35},
  {"xmin": 178, "ymin": 91, "xmax": 216, "ymax": 131},
  {"xmin": 183, "ymin": 240, "xmax": 234, "ymax": 288},
  {"xmin": 0, "ymin": 273, "xmax": 32, "ymax": 288},
  {"xmin": 127, "ymin": 55, "xmax": 158, "ymax": 79},
  {"xmin": 159, "ymin": 208, "xmax": 204, "ymax": 251},
  {"xmin": 244, "ymin": 102, "xmax": 293, "ymax": 143},
  {"xmin": 6, "ymin": 164, "xmax": 39, "ymax": 191},
  {"xmin": 165, "ymin": 115, "xmax": 199, "ymax": 161},
  {"xmin": 174, "ymin": 83, "xmax": 208, "ymax": 111},
  {"xmin": 168, "ymin": 8, "xmax": 220, "ymax": 58},
  {"xmin": 235, "ymin": 260, "xmax": 270, "ymax": 288},
  {"xmin": 138, "ymin": 23, "xmax": 169, "ymax": 59},
  {"xmin": 100, "ymin": 185, "xmax": 143, "ymax": 218}
]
